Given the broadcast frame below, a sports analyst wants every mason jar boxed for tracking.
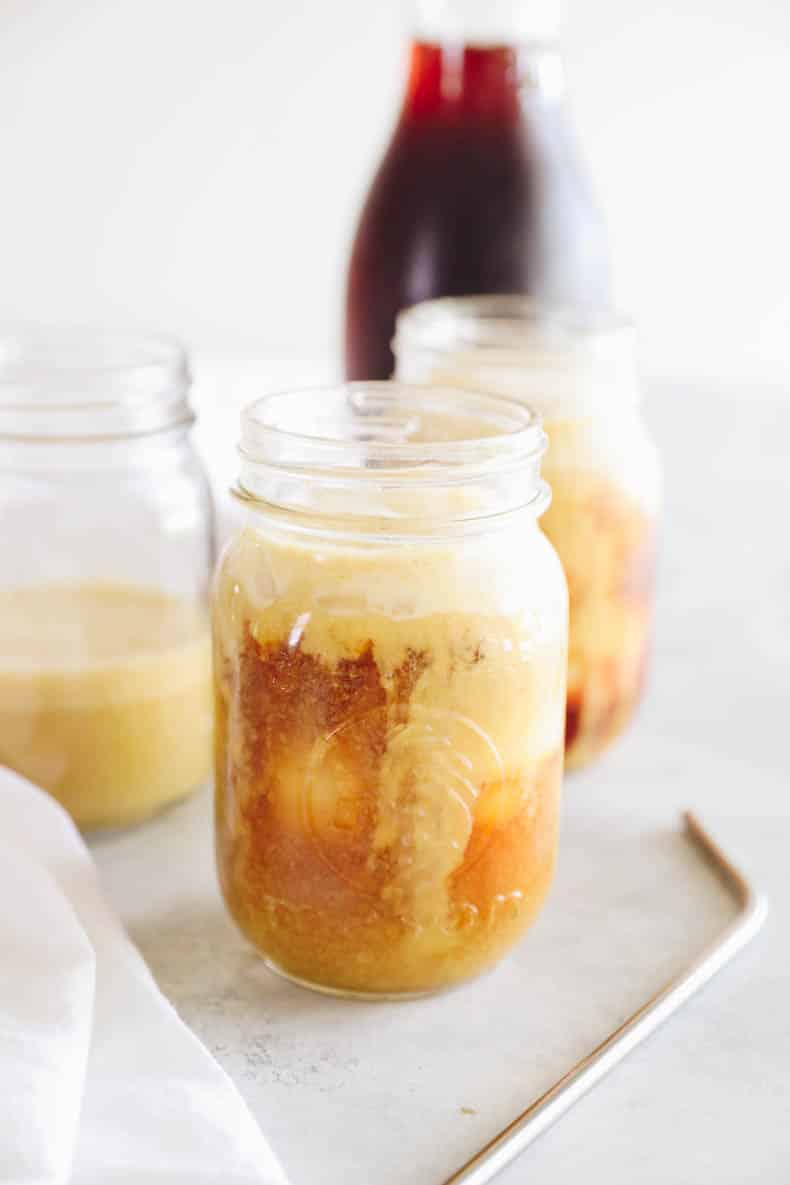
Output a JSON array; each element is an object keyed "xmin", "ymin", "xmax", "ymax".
[
  {"xmin": 213, "ymin": 382, "xmax": 568, "ymax": 998},
  {"xmin": 394, "ymin": 297, "xmax": 662, "ymax": 770},
  {"xmin": 0, "ymin": 329, "xmax": 215, "ymax": 829}
]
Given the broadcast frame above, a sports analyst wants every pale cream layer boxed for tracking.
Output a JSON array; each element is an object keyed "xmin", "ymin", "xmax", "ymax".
[{"xmin": 0, "ymin": 584, "xmax": 212, "ymax": 828}]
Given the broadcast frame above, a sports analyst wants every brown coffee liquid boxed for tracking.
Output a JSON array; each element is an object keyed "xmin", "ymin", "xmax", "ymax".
[{"xmin": 345, "ymin": 41, "xmax": 609, "ymax": 381}]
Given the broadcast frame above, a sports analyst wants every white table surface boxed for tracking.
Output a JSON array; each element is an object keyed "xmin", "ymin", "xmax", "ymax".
[{"xmin": 92, "ymin": 366, "xmax": 790, "ymax": 1185}]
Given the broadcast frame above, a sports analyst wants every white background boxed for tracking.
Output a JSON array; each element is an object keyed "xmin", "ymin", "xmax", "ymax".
[
  {"xmin": 0, "ymin": 0, "xmax": 787, "ymax": 381},
  {"xmin": 1, "ymin": 7, "xmax": 786, "ymax": 1178}
]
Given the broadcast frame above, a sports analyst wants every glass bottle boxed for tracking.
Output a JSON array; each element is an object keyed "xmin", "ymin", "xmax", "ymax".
[
  {"xmin": 213, "ymin": 382, "xmax": 568, "ymax": 997},
  {"xmin": 344, "ymin": 0, "xmax": 610, "ymax": 381},
  {"xmin": 394, "ymin": 297, "xmax": 662, "ymax": 770},
  {"xmin": 0, "ymin": 329, "xmax": 215, "ymax": 829}
]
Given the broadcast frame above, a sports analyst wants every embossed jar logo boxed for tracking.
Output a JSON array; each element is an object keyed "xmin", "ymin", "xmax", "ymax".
[{"xmin": 303, "ymin": 705, "xmax": 507, "ymax": 926}]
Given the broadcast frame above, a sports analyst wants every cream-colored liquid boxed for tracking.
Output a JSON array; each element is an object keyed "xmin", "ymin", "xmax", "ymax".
[{"xmin": 0, "ymin": 584, "xmax": 212, "ymax": 829}]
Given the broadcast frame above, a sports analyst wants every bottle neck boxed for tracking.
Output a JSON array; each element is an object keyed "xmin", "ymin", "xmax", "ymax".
[{"xmin": 401, "ymin": 39, "xmax": 565, "ymax": 124}]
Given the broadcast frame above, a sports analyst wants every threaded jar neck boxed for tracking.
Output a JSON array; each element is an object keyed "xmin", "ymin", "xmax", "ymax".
[
  {"xmin": 0, "ymin": 328, "xmax": 193, "ymax": 441},
  {"xmin": 236, "ymin": 382, "xmax": 550, "ymax": 540}
]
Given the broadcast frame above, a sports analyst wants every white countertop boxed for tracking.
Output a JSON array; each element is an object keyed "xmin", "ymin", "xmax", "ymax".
[{"xmin": 92, "ymin": 369, "xmax": 789, "ymax": 1185}]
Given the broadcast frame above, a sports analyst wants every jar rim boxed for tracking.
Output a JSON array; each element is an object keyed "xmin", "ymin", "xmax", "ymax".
[
  {"xmin": 393, "ymin": 298, "xmax": 640, "ymax": 417},
  {"xmin": 394, "ymin": 296, "xmax": 633, "ymax": 357},
  {"xmin": 237, "ymin": 382, "xmax": 550, "ymax": 533},
  {"xmin": 0, "ymin": 327, "xmax": 193, "ymax": 441},
  {"xmin": 241, "ymin": 381, "xmax": 544, "ymax": 462}
]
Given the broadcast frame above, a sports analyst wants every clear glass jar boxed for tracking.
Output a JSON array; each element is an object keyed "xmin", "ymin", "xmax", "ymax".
[
  {"xmin": 394, "ymin": 298, "xmax": 662, "ymax": 770},
  {"xmin": 0, "ymin": 330, "xmax": 215, "ymax": 829},
  {"xmin": 213, "ymin": 382, "xmax": 568, "ymax": 998}
]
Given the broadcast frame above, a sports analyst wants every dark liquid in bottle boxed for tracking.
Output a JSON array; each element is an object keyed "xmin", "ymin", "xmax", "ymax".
[{"xmin": 345, "ymin": 41, "xmax": 609, "ymax": 380}]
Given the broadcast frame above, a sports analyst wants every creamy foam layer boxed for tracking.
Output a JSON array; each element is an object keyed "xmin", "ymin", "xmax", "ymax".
[
  {"xmin": 217, "ymin": 519, "xmax": 566, "ymax": 634},
  {"xmin": 215, "ymin": 521, "xmax": 567, "ymax": 764},
  {"xmin": 540, "ymin": 416, "xmax": 661, "ymax": 516}
]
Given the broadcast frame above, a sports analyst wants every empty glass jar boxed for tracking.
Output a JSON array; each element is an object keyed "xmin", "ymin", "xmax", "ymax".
[
  {"xmin": 213, "ymin": 383, "xmax": 568, "ymax": 997},
  {"xmin": 395, "ymin": 298, "xmax": 662, "ymax": 770},
  {"xmin": 0, "ymin": 330, "xmax": 214, "ymax": 829}
]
